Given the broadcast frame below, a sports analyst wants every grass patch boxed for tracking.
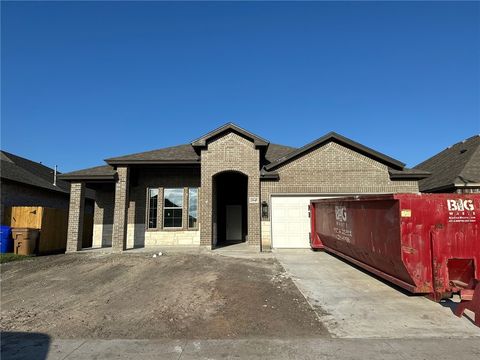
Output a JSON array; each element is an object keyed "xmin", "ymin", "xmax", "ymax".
[{"xmin": 0, "ymin": 253, "xmax": 31, "ymax": 264}]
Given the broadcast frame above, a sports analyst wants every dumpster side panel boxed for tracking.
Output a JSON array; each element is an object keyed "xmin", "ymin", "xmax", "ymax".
[
  {"xmin": 312, "ymin": 196, "xmax": 422, "ymax": 290},
  {"xmin": 311, "ymin": 194, "xmax": 480, "ymax": 298}
]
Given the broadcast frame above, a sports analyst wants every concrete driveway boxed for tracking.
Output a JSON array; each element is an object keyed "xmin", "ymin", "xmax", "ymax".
[{"xmin": 274, "ymin": 249, "xmax": 480, "ymax": 339}]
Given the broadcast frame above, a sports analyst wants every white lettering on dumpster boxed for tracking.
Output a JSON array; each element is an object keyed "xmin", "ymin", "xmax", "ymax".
[
  {"xmin": 335, "ymin": 206, "xmax": 347, "ymax": 222},
  {"xmin": 333, "ymin": 227, "xmax": 352, "ymax": 243},
  {"xmin": 447, "ymin": 199, "xmax": 477, "ymax": 223},
  {"xmin": 334, "ymin": 206, "xmax": 352, "ymax": 242}
]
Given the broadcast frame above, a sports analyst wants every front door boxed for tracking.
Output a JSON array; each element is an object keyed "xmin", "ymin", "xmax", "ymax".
[{"xmin": 226, "ymin": 205, "xmax": 242, "ymax": 241}]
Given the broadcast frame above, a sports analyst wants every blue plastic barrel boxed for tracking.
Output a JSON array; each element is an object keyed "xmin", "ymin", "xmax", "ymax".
[{"xmin": 0, "ymin": 225, "xmax": 13, "ymax": 253}]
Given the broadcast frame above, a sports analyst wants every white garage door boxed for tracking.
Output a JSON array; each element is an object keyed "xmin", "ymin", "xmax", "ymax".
[{"xmin": 271, "ymin": 195, "xmax": 334, "ymax": 249}]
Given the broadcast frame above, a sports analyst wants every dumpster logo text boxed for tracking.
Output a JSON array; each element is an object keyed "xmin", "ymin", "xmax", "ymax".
[
  {"xmin": 335, "ymin": 206, "xmax": 347, "ymax": 222},
  {"xmin": 334, "ymin": 206, "xmax": 352, "ymax": 243},
  {"xmin": 446, "ymin": 199, "xmax": 476, "ymax": 223}
]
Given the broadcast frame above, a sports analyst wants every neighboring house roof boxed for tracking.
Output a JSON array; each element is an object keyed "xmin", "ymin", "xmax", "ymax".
[
  {"xmin": 414, "ymin": 135, "xmax": 480, "ymax": 192},
  {"xmin": 264, "ymin": 131, "xmax": 406, "ymax": 171},
  {"xmin": 0, "ymin": 150, "xmax": 69, "ymax": 194}
]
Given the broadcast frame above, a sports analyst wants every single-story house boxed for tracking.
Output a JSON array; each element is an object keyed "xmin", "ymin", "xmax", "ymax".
[
  {"xmin": 414, "ymin": 135, "xmax": 479, "ymax": 194},
  {"xmin": 1, "ymin": 150, "xmax": 71, "ymax": 218},
  {"xmin": 1, "ymin": 150, "xmax": 95, "ymax": 249},
  {"xmin": 1, "ymin": 151, "xmax": 94, "ymax": 218},
  {"xmin": 59, "ymin": 123, "xmax": 429, "ymax": 252}
]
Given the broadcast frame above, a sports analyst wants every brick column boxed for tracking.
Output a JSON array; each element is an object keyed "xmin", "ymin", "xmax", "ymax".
[
  {"xmin": 66, "ymin": 182, "xmax": 86, "ymax": 253},
  {"xmin": 199, "ymin": 176, "xmax": 213, "ymax": 248},
  {"xmin": 247, "ymin": 174, "xmax": 261, "ymax": 247},
  {"xmin": 112, "ymin": 166, "xmax": 130, "ymax": 252},
  {"xmin": 182, "ymin": 187, "xmax": 189, "ymax": 230}
]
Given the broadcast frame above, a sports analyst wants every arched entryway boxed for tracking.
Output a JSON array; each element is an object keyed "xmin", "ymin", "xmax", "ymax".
[{"xmin": 212, "ymin": 171, "xmax": 248, "ymax": 247}]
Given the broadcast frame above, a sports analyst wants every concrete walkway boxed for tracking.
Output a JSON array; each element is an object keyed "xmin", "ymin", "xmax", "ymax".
[
  {"xmin": 274, "ymin": 249, "xmax": 480, "ymax": 338},
  {"xmin": 2, "ymin": 335, "xmax": 480, "ymax": 360}
]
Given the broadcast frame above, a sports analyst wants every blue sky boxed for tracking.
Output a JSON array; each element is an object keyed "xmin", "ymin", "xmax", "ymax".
[{"xmin": 2, "ymin": 1, "xmax": 479, "ymax": 172}]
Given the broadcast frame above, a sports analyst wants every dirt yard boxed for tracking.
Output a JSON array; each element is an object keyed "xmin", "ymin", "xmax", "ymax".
[{"xmin": 0, "ymin": 252, "xmax": 329, "ymax": 339}]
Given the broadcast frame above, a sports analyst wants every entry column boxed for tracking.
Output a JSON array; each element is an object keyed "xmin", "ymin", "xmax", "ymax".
[
  {"xmin": 112, "ymin": 166, "xmax": 130, "ymax": 252},
  {"xmin": 66, "ymin": 182, "xmax": 86, "ymax": 253}
]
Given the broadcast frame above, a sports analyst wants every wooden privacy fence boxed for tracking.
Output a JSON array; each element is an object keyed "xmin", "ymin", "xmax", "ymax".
[{"xmin": 2, "ymin": 206, "xmax": 93, "ymax": 254}]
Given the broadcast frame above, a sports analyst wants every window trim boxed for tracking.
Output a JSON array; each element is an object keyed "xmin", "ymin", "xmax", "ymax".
[
  {"xmin": 146, "ymin": 187, "xmax": 159, "ymax": 230},
  {"xmin": 188, "ymin": 188, "xmax": 199, "ymax": 230},
  {"xmin": 163, "ymin": 188, "xmax": 184, "ymax": 229}
]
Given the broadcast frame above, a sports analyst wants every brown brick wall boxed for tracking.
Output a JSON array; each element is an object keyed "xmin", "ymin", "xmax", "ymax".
[
  {"xmin": 260, "ymin": 142, "xmax": 419, "ymax": 250},
  {"xmin": 127, "ymin": 167, "xmax": 200, "ymax": 227},
  {"xmin": 112, "ymin": 166, "xmax": 129, "ymax": 252},
  {"xmin": 66, "ymin": 182, "xmax": 86, "ymax": 253},
  {"xmin": 261, "ymin": 142, "xmax": 419, "ymax": 204},
  {"xmin": 199, "ymin": 133, "xmax": 261, "ymax": 248}
]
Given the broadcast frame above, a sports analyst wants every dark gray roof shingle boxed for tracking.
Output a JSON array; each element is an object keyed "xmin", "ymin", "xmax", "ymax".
[
  {"xmin": 58, "ymin": 165, "xmax": 116, "ymax": 180},
  {"xmin": 61, "ymin": 142, "xmax": 296, "ymax": 180},
  {"xmin": 414, "ymin": 135, "xmax": 480, "ymax": 192},
  {"xmin": 0, "ymin": 151, "xmax": 69, "ymax": 193},
  {"xmin": 105, "ymin": 144, "xmax": 200, "ymax": 164},
  {"xmin": 105, "ymin": 143, "xmax": 296, "ymax": 165},
  {"xmin": 264, "ymin": 143, "xmax": 296, "ymax": 164}
]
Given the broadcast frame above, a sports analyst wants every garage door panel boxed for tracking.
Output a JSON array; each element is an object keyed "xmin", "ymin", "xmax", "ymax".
[{"xmin": 271, "ymin": 195, "xmax": 337, "ymax": 249}]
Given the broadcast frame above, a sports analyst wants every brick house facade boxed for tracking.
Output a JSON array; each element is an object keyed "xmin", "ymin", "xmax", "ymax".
[{"xmin": 59, "ymin": 124, "xmax": 429, "ymax": 252}]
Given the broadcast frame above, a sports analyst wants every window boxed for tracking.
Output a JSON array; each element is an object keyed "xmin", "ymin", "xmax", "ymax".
[
  {"xmin": 188, "ymin": 188, "xmax": 198, "ymax": 229},
  {"xmin": 147, "ymin": 188, "xmax": 158, "ymax": 229},
  {"xmin": 163, "ymin": 188, "xmax": 183, "ymax": 228}
]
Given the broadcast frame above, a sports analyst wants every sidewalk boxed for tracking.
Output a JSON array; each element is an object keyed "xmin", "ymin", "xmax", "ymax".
[{"xmin": 2, "ymin": 335, "xmax": 480, "ymax": 360}]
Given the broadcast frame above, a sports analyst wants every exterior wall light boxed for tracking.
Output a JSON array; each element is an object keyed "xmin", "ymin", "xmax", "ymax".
[{"xmin": 261, "ymin": 201, "xmax": 269, "ymax": 220}]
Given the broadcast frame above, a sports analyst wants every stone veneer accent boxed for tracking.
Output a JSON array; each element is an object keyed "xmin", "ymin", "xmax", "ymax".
[
  {"xmin": 199, "ymin": 132, "xmax": 261, "ymax": 248},
  {"xmin": 126, "ymin": 225, "xmax": 200, "ymax": 248},
  {"xmin": 66, "ymin": 182, "xmax": 86, "ymax": 252}
]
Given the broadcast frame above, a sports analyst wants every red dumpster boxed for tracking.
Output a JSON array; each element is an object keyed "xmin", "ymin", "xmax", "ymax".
[{"xmin": 310, "ymin": 194, "xmax": 480, "ymax": 301}]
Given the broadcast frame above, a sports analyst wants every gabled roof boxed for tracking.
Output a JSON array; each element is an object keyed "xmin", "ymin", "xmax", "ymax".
[
  {"xmin": 104, "ymin": 142, "xmax": 294, "ymax": 166},
  {"xmin": 264, "ymin": 131, "xmax": 406, "ymax": 171},
  {"xmin": 414, "ymin": 135, "xmax": 480, "ymax": 192},
  {"xmin": 61, "ymin": 143, "xmax": 295, "ymax": 180},
  {"xmin": 191, "ymin": 123, "xmax": 269, "ymax": 148},
  {"xmin": 0, "ymin": 150, "xmax": 69, "ymax": 194}
]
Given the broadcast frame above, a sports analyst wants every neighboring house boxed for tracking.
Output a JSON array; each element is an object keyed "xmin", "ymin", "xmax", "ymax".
[
  {"xmin": 59, "ymin": 123, "xmax": 429, "ymax": 252},
  {"xmin": 0, "ymin": 151, "xmax": 95, "ymax": 246},
  {"xmin": 414, "ymin": 135, "xmax": 480, "ymax": 194},
  {"xmin": 1, "ymin": 150, "xmax": 72, "ymax": 222}
]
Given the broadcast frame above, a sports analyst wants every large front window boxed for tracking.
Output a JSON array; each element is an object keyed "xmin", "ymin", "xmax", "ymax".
[
  {"xmin": 163, "ymin": 188, "xmax": 183, "ymax": 228},
  {"xmin": 147, "ymin": 188, "xmax": 158, "ymax": 229}
]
